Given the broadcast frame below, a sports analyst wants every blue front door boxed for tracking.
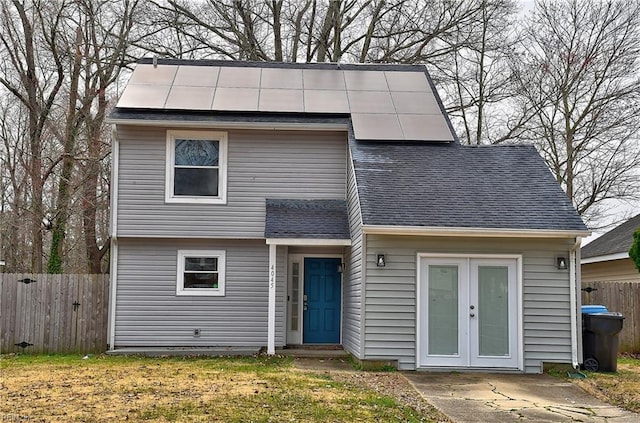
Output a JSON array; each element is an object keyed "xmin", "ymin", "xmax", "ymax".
[{"xmin": 303, "ymin": 258, "xmax": 341, "ymax": 344}]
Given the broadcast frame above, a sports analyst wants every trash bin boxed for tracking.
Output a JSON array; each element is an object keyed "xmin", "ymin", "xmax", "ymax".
[{"xmin": 581, "ymin": 305, "xmax": 624, "ymax": 372}]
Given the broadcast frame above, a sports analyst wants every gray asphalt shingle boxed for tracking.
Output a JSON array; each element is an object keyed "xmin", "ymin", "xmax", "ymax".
[
  {"xmin": 265, "ymin": 199, "xmax": 350, "ymax": 239},
  {"xmin": 351, "ymin": 141, "xmax": 587, "ymax": 232},
  {"xmin": 581, "ymin": 214, "xmax": 640, "ymax": 258}
]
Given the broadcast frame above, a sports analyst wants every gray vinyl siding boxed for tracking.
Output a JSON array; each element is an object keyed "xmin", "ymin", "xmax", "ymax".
[
  {"xmin": 116, "ymin": 127, "xmax": 347, "ymax": 238},
  {"xmin": 114, "ymin": 238, "xmax": 286, "ymax": 348},
  {"xmin": 363, "ymin": 235, "xmax": 575, "ymax": 373},
  {"xmin": 342, "ymin": 157, "xmax": 363, "ymax": 358}
]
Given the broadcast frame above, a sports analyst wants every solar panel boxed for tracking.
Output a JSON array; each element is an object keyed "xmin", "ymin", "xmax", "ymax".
[
  {"xmin": 347, "ymin": 91, "xmax": 395, "ymax": 114},
  {"xmin": 385, "ymin": 71, "xmax": 431, "ymax": 92},
  {"xmin": 259, "ymin": 89, "xmax": 304, "ymax": 112},
  {"xmin": 117, "ymin": 62, "xmax": 453, "ymax": 142},
  {"xmin": 173, "ymin": 66, "xmax": 219, "ymax": 87},
  {"xmin": 165, "ymin": 86, "xmax": 215, "ymax": 110},
  {"xmin": 391, "ymin": 91, "xmax": 441, "ymax": 114},
  {"xmin": 217, "ymin": 67, "xmax": 261, "ymax": 88},
  {"xmin": 351, "ymin": 113, "xmax": 403, "ymax": 140},
  {"xmin": 128, "ymin": 64, "xmax": 177, "ymax": 85},
  {"xmin": 302, "ymin": 69, "xmax": 346, "ymax": 90},
  {"xmin": 212, "ymin": 87, "xmax": 259, "ymax": 111},
  {"xmin": 117, "ymin": 84, "xmax": 171, "ymax": 108},
  {"xmin": 344, "ymin": 70, "xmax": 388, "ymax": 91},
  {"xmin": 398, "ymin": 114, "xmax": 453, "ymax": 141},
  {"xmin": 303, "ymin": 90, "xmax": 349, "ymax": 113},
  {"xmin": 261, "ymin": 68, "xmax": 303, "ymax": 89}
]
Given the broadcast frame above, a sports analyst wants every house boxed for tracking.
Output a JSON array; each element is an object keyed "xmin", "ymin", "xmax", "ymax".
[
  {"xmin": 581, "ymin": 214, "xmax": 640, "ymax": 285},
  {"xmin": 107, "ymin": 59, "xmax": 589, "ymax": 373}
]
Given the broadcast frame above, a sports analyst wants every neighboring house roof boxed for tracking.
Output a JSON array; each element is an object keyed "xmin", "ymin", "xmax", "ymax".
[
  {"xmin": 582, "ymin": 214, "xmax": 640, "ymax": 259},
  {"xmin": 114, "ymin": 58, "xmax": 456, "ymax": 142},
  {"xmin": 351, "ymin": 141, "xmax": 587, "ymax": 232},
  {"xmin": 265, "ymin": 199, "xmax": 349, "ymax": 239}
]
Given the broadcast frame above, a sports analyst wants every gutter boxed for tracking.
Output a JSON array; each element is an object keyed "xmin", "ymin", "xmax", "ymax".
[
  {"xmin": 581, "ymin": 251, "xmax": 629, "ymax": 264},
  {"xmin": 569, "ymin": 237, "xmax": 582, "ymax": 369},
  {"xmin": 106, "ymin": 118, "xmax": 349, "ymax": 132},
  {"xmin": 362, "ymin": 225, "xmax": 590, "ymax": 239}
]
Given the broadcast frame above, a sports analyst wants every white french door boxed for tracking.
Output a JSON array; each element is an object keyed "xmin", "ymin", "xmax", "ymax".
[{"xmin": 418, "ymin": 256, "xmax": 520, "ymax": 369}]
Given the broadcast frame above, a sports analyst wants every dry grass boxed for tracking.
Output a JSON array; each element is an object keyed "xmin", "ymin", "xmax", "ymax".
[
  {"xmin": 0, "ymin": 354, "xmax": 442, "ymax": 422},
  {"xmin": 572, "ymin": 356, "xmax": 640, "ymax": 413}
]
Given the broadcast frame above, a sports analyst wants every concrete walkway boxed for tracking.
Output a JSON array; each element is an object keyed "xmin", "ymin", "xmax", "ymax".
[{"xmin": 403, "ymin": 372, "xmax": 638, "ymax": 422}]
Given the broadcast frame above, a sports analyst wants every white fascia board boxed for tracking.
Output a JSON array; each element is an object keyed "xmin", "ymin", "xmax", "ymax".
[
  {"xmin": 581, "ymin": 252, "xmax": 629, "ymax": 264},
  {"xmin": 107, "ymin": 118, "xmax": 348, "ymax": 132},
  {"xmin": 266, "ymin": 238, "xmax": 351, "ymax": 246},
  {"xmin": 362, "ymin": 225, "xmax": 590, "ymax": 238}
]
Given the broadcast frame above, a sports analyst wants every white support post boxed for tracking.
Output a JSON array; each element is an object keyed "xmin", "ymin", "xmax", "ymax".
[{"xmin": 267, "ymin": 244, "xmax": 277, "ymax": 355}]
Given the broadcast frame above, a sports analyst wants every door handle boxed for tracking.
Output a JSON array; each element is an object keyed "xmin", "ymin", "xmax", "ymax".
[
  {"xmin": 303, "ymin": 301, "xmax": 308, "ymax": 311},
  {"xmin": 470, "ymin": 313, "xmax": 475, "ymax": 317}
]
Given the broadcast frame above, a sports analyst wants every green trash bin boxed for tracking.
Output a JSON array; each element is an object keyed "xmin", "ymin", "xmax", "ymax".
[{"xmin": 582, "ymin": 308, "xmax": 624, "ymax": 372}]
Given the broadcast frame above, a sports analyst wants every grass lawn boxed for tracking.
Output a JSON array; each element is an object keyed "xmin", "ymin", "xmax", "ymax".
[
  {"xmin": 571, "ymin": 355, "xmax": 640, "ymax": 413},
  {"xmin": 0, "ymin": 354, "xmax": 444, "ymax": 422}
]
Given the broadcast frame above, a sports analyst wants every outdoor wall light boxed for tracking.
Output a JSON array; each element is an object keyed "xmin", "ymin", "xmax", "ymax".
[
  {"xmin": 556, "ymin": 256, "xmax": 568, "ymax": 270},
  {"xmin": 376, "ymin": 254, "xmax": 386, "ymax": 267},
  {"xmin": 337, "ymin": 262, "xmax": 345, "ymax": 273}
]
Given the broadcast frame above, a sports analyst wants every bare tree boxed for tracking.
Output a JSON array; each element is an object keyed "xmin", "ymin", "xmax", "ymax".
[
  {"xmin": 0, "ymin": 99, "xmax": 31, "ymax": 272},
  {"xmin": 0, "ymin": 0, "xmax": 68, "ymax": 273},
  {"xmin": 433, "ymin": 0, "xmax": 523, "ymax": 145},
  {"xmin": 513, "ymin": 0, "xmax": 640, "ymax": 225},
  {"xmin": 148, "ymin": 0, "xmax": 494, "ymax": 64},
  {"xmin": 0, "ymin": 0, "xmax": 143, "ymax": 273}
]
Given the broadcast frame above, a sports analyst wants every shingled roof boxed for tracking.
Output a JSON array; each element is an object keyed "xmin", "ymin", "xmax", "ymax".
[
  {"xmin": 351, "ymin": 141, "xmax": 587, "ymax": 232},
  {"xmin": 582, "ymin": 214, "xmax": 640, "ymax": 258},
  {"xmin": 265, "ymin": 199, "xmax": 350, "ymax": 239}
]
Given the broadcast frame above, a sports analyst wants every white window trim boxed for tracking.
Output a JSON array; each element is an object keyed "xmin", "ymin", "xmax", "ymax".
[
  {"xmin": 165, "ymin": 130, "xmax": 228, "ymax": 204},
  {"xmin": 176, "ymin": 249, "xmax": 226, "ymax": 296}
]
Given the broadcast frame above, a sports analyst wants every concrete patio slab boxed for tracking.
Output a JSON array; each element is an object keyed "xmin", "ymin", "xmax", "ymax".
[{"xmin": 403, "ymin": 372, "xmax": 638, "ymax": 422}]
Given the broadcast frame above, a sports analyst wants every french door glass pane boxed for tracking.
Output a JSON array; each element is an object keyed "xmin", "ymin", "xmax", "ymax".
[
  {"xmin": 478, "ymin": 266, "xmax": 509, "ymax": 356},
  {"xmin": 428, "ymin": 265, "xmax": 458, "ymax": 355}
]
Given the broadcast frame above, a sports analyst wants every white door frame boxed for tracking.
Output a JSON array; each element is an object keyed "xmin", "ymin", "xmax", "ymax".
[
  {"xmin": 286, "ymin": 253, "xmax": 343, "ymax": 345},
  {"xmin": 416, "ymin": 253, "xmax": 523, "ymax": 370}
]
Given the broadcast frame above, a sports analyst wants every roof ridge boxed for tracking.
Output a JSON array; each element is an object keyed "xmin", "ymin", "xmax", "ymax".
[{"xmin": 136, "ymin": 57, "xmax": 427, "ymax": 72}]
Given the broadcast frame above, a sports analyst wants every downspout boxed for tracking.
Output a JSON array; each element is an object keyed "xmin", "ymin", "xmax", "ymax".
[
  {"xmin": 569, "ymin": 236, "xmax": 582, "ymax": 369},
  {"xmin": 107, "ymin": 124, "xmax": 119, "ymax": 350}
]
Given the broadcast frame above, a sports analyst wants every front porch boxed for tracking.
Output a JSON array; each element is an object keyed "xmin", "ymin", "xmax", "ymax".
[{"xmin": 264, "ymin": 198, "xmax": 352, "ymax": 355}]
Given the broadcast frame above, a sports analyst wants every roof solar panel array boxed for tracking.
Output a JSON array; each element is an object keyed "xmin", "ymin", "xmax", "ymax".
[{"xmin": 116, "ymin": 63, "xmax": 453, "ymax": 142}]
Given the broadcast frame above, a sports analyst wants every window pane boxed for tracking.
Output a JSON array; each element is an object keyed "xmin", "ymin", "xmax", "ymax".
[
  {"xmin": 184, "ymin": 272, "xmax": 219, "ymax": 289},
  {"xmin": 185, "ymin": 257, "xmax": 217, "ymax": 272},
  {"xmin": 290, "ymin": 262, "xmax": 300, "ymax": 331},
  {"xmin": 478, "ymin": 266, "xmax": 509, "ymax": 356},
  {"xmin": 174, "ymin": 168, "xmax": 219, "ymax": 196},
  {"xmin": 175, "ymin": 139, "xmax": 219, "ymax": 166},
  {"xmin": 428, "ymin": 265, "xmax": 458, "ymax": 355}
]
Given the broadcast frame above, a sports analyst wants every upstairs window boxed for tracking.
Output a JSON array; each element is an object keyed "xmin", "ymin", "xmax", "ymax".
[
  {"xmin": 176, "ymin": 250, "xmax": 226, "ymax": 296},
  {"xmin": 166, "ymin": 130, "xmax": 227, "ymax": 204}
]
